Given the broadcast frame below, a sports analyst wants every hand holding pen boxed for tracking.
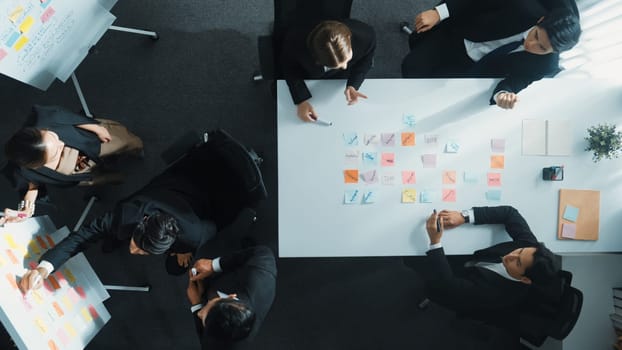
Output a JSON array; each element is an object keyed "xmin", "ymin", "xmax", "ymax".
[{"xmin": 426, "ymin": 210, "xmax": 443, "ymax": 245}]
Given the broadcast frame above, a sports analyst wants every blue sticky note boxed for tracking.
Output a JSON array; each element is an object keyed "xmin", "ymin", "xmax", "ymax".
[
  {"xmin": 5, "ymin": 32, "xmax": 20, "ymax": 47},
  {"xmin": 445, "ymin": 141, "xmax": 460, "ymax": 153},
  {"xmin": 343, "ymin": 132, "xmax": 359, "ymax": 146},
  {"xmin": 362, "ymin": 152, "xmax": 378, "ymax": 165},
  {"xmin": 563, "ymin": 205, "xmax": 579, "ymax": 222},
  {"xmin": 464, "ymin": 172, "xmax": 479, "ymax": 184},
  {"xmin": 420, "ymin": 190, "xmax": 438, "ymax": 203},
  {"xmin": 344, "ymin": 189, "xmax": 360, "ymax": 204},
  {"xmin": 402, "ymin": 114, "xmax": 416, "ymax": 127},
  {"xmin": 362, "ymin": 190, "xmax": 376, "ymax": 204},
  {"xmin": 486, "ymin": 190, "xmax": 502, "ymax": 201}
]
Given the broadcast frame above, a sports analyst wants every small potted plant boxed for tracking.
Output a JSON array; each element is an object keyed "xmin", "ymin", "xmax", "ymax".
[{"xmin": 585, "ymin": 123, "xmax": 622, "ymax": 162}]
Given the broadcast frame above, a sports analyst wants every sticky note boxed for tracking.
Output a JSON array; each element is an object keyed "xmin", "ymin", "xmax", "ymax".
[
  {"xmin": 381, "ymin": 133, "xmax": 396, "ymax": 146},
  {"xmin": 81, "ymin": 307, "xmax": 93, "ymax": 323},
  {"xmin": 401, "ymin": 189, "xmax": 417, "ymax": 203},
  {"xmin": 424, "ymin": 134, "xmax": 438, "ymax": 145},
  {"xmin": 487, "ymin": 173, "xmax": 501, "ymax": 187},
  {"xmin": 75, "ymin": 286, "xmax": 86, "ymax": 299},
  {"xmin": 464, "ymin": 172, "xmax": 479, "ymax": 184},
  {"xmin": 48, "ymin": 340, "xmax": 59, "ymax": 350},
  {"xmin": 363, "ymin": 133, "xmax": 378, "ymax": 146},
  {"xmin": 32, "ymin": 290, "xmax": 44, "ymax": 305},
  {"xmin": 362, "ymin": 152, "xmax": 378, "ymax": 165},
  {"xmin": 88, "ymin": 305, "xmax": 100, "ymax": 319},
  {"xmin": 343, "ymin": 132, "xmax": 359, "ymax": 146},
  {"xmin": 19, "ymin": 16, "xmax": 35, "ymax": 34},
  {"xmin": 8, "ymin": 6, "xmax": 24, "ymax": 23},
  {"xmin": 13, "ymin": 36, "xmax": 28, "ymax": 51},
  {"xmin": 344, "ymin": 189, "xmax": 360, "ymax": 204},
  {"xmin": 382, "ymin": 174, "xmax": 396, "ymax": 185},
  {"xmin": 362, "ymin": 191, "xmax": 376, "ymax": 204},
  {"xmin": 41, "ymin": 0, "xmax": 52, "ymax": 9},
  {"xmin": 56, "ymin": 329, "xmax": 70, "ymax": 346},
  {"xmin": 67, "ymin": 288, "xmax": 80, "ymax": 303},
  {"xmin": 6, "ymin": 273, "xmax": 18, "ymax": 290},
  {"xmin": 401, "ymin": 171, "xmax": 416, "ymax": 184},
  {"xmin": 561, "ymin": 223, "xmax": 577, "ymax": 239},
  {"xmin": 361, "ymin": 170, "xmax": 378, "ymax": 184},
  {"xmin": 52, "ymin": 302, "xmax": 64, "ymax": 317},
  {"xmin": 35, "ymin": 317, "xmax": 47, "ymax": 333},
  {"xmin": 54, "ymin": 272, "xmax": 68, "ymax": 287},
  {"xmin": 490, "ymin": 155, "xmax": 505, "ymax": 169},
  {"xmin": 64, "ymin": 323, "xmax": 77, "ymax": 338},
  {"xmin": 402, "ymin": 114, "xmax": 416, "ymax": 127},
  {"xmin": 401, "ymin": 132, "xmax": 415, "ymax": 146},
  {"xmin": 422, "ymin": 154, "xmax": 437, "ymax": 168},
  {"xmin": 28, "ymin": 240, "xmax": 41, "ymax": 255},
  {"xmin": 6, "ymin": 250, "xmax": 18, "ymax": 265},
  {"xmin": 5, "ymin": 32, "xmax": 20, "ymax": 47},
  {"xmin": 61, "ymin": 296, "xmax": 73, "ymax": 311},
  {"xmin": 445, "ymin": 141, "xmax": 460, "ymax": 153},
  {"xmin": 381, "ymin": 153, "xmax": 395, "ymax": 166},
  {"xmin": 563, "ymin": 205, "xmax": 579, "ymax": 222},
  {"xmin": 63, "ymin": 268, "xmax": 76, "ymax": 284},
  {"xmin": 486, "ymin": 190, "xmax": 502, "ymax": 201},
  {"xmin": 45, "ymin": 235, "xmax": 55, "ymax": 247},
  {"xmin": 344, "ymin": 169, "xmax": 359, "ymax": 183},
  {"xmin": 491, "ymin": 138, "xmax": 506, "ymax": 152},
  {"xmin": 40, "ymin": 7, "xmax": 56, "ymax": 24},
  {"xmin": 48, "ymin": 275, "xmax": 60, "ymax": 290},
  {"xmin": 419, "ymin": 190, "xmax": 438, "ymax": 203},
  {"xmin": 4, "ymin": 235, "xmax": 18, "ymax": 249},
  {"xmin": 442, "ymin": 189, "xmax": 456, "ymax": 202},
  {"xmin": 442, "ymin": 171, "xmax": 456, "ymax": 184},
  {"xmin": 0, "ymin": 254, "xmax": 5, "ymax": 267},
  {"xmin": 36, "ymin": 236, "xmax": 49, "ymax": 250},
  {"xmin": 0, "ymin": 49, "xmax": 7, "ymax": 61}
]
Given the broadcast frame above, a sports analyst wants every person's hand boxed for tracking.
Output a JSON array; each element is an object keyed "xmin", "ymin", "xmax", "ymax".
[
  {"xmin": 197, "ymin": 294, "xmax": 238, "ymax": 324},
  {"xmin": 2, "ymin": 208, "xmax": 29, "ymax": 224},
  {"xmin": 175, "ymin": 252, "xmax": 193, "ymax": 268},
  {"xmin": 414, "ymin": 9, "xmax": 440, "ymax": 33},
  {"xmin": 191, "ymin": 258, "xmax": 214, "ymax": 281},
  {"xmin": 344, "ymin": 86, "xmax": 368, "ymax": 106},
  {"xmin": 438, "ymin": 210, "xmax": 465, "ymax": 229},
  {"xmin": 425, "ymin": 211, "xmax": 443, "ymax": 244},
  {"xmin": 496, "ymin": 92, "xmax": 519, "ymax": 109},
  {"xmin": 19, "ymin": 267, "xmax": 48, "ymax": 294},
  {"xmin": 96, "ymin": 126, "xmax": 112, "ymax": 143},
  {"xmin": 186, "ymin": 269, "xmax": 205, "ymax": 305},
  {"xmin": 296, "ymin": 100, "xmax": 319, "ymax": 122}
]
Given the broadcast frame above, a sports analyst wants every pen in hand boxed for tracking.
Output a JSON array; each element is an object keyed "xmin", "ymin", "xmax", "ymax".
[{"xmin": 434, "ymin": 209, "xmax": 441, "ymax": 233}]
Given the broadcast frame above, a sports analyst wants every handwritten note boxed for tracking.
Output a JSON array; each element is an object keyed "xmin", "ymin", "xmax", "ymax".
[
  {"xmin": 401, "ymin": 171, "xmax": 416, "ymax": 184},
  {"xmin": 361, "ymin": 170, "xmax": 378, "ymax": 184},
  {"xmin": 486, "ymin": 190, "xmax": 502, "ymax": 201},
  {"xmin": 561, "ymin": 223, "xmax": 577, "ymax": 239},
  {"xmin": 343, "ymin": 132, "xmax": 359, "ymax": 146},
  {"xmin": 401, "ymin": 132, "xmax": 415, "ymax": 146},
  {"xmin": 362, "ymin": 152, "xmax": 378, "ymax": 166},
  {"xmin": 364, "ymin": 133, "xmax": 379, "ymax": 146},
  {"xmin": 487, "ymin": 173, "xmax": 501, "ymax": 187},
  {"xmin": 442, "ymin": 189, "xmax": 456, "ymax": 202},
  {"xmin": 40, "ymin": 7, "xmax": 56, "ymax": 24},
  {"xmin": 563, "ymin": 205, "xmax": 579, "ymax": 222},
  {"xmin": 362, "ymin": 190, "xmax": 376, "ymax": 204},
  {"xmin": 402, "ymin": 189, "xmax": 417, "ymax": 203},
  {"xmin": 490, "ymin": 155, "xmax": 505, "ymax": 169},
  {"xmin": 344, "ymin": 150, "xmax": 360, "ymax": 165},
  {"xmin": 382, "ymin": 174, "xmax": 396, "ymax": 185},
  {"xmin": 424, "ymin": 134, "xmax": 438, "ymax": 145},
  {"xmin": 402, "ymin": 114, "xmax": 416, "ymax": 127},
  {"xmin": 381, "ymin": 153, "xmax": 395, "ymax": 166},
  {"xmin": 491, "ymin": 138, "xmax": 506, "ymax": 153},
  {"xmin": 464, "ymin": 171, "xmax": 479, "ymax": 184},
  {"xmin": 381, "ymin": 133, "xmax": 396, "ymax": 146},
  {"xmin": 344, "ymin": 169, "xmax": 359, "ymax": 183},
  {"xmin": 442, "ymin": 171, "xmax": 456, "ymax": 185},
  {"xmin": 344, "ymin": 190, "xmax": 360, "ymax": 204},
  {"xmin": 445, "ymin": 141, "xmax": 460, "ymax": 153},
  {"xmin": 422, "ymin": 154, "xmax": 437, "ymax": 168}
]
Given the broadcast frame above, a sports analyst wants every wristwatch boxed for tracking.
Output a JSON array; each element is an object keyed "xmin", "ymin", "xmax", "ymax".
[{"xmin": 461, "ymin": 210, "xmax": 470, "ymax": 223}]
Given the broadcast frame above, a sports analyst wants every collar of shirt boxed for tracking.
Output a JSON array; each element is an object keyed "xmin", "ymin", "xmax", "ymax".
[
  {"xmin": 464, "ymin": 27, "xmax": 533, "ymax": 62},
  {"xmin": 476, "ymin": 262, "xmax": 522, "ymax": 282}
]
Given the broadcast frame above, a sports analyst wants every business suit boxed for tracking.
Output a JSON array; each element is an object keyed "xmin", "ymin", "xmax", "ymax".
[
  {"xmin": 401, "ymin": 0, "xmax": 565, "ymax": 104},
  {"xmin": 424, "ymin": 206, "xmax": 540, "ymax": 328},
  {"xmin": 192, "ymin": 246, "xmax": 277, "ymax": 350},
  {"xmin": 281, "ymin": 18, "xmax": 376, "ymax": 105}
]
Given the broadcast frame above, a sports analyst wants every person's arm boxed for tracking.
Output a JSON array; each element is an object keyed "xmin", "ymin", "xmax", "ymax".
[
  {"xmin": 1, "ymin": 184, "xmax": 38, "ymax": 225},
  {"xmin": 76, "ymin": 124, "xmax": 111, "ymax": 143},
  {"xmin": 281, "ymin": 29, "xmax": 313, "ymax": 105},
  {"xmin": 472, "ymin": 206, "xmax": 537, "ymax": 243},
  {"xmin": 345, "ymin": 21, "xmax": 376, "ymax": 92}
]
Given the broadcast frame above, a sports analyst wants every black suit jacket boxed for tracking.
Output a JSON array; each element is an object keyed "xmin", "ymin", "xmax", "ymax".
[
  {"xmin": 281, "ymin": 18, "xmax": 376, "ymax": 104},
  {"xmin": 425, "ymin": 206, "xmax": 540, "ymax": 327},
  {"xmin": 192, "ymin": 246, "xmax": 277, "ymax": 350}
]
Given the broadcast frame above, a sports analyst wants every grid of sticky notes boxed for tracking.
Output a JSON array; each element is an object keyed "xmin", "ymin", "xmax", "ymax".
[
  {"xmin": 0, "ymin": 225, "xmax": 110, "ymax": 350},
  {"xmin": 485, "ymin": 138, "xmax": 505, "ymax": 202},
  {"xmin": 560, "ymin": 205, "xmax": 579, "ymax": 239},
  {"xmin": 2, "ymin": 1, "xmax": 57, "ymax": 58}
]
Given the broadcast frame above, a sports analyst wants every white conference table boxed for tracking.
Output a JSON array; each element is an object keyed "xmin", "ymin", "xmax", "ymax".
[{"xmin": 277, "ymin": 78, "xmax": 622, "ymax": 257}]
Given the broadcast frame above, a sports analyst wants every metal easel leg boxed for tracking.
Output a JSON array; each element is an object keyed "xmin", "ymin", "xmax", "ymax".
[
  {"xmin": 103, "ymin": 285, "xmax": 150, "ymax": 292},
  {"xmin": 71, "ymin": 73, "xmax": 93, "ymax": 118},
  {"xmin": 108, "ymin": 25, "xmax": 159, "ymax": 40}
]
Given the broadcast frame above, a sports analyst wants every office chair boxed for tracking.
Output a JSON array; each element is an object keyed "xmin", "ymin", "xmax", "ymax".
[{"xmin": 253, "ymin": 0, "xmax": 354, "ymax": 81}]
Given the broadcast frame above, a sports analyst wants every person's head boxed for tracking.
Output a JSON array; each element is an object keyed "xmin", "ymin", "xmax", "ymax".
[
  {"xmin": 5, "ymin": 128, "xmax": 64, "ymax": 169},
  {"xmin": 129, "ymin": 212, "xmax": 179, "ymax": 255},
  {"xmin": 525, "ymin": 9, "xmax": 581, "ymax": 55},
  {"xmin": 502, "ymin": 243, "xmax": 560, "ymax": 285},
  {"xmin": 200, "ymin": 297, "xmax": 256, "ymax": 341},
  {"xmin": 307, "ymin": 20, "xmax": 353, "ymax": 69}
]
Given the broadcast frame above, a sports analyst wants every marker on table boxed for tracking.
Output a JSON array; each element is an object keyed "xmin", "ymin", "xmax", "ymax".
[
  {"xmin": 433, "ymin": 209, "xmax": 441, "ymax": 233},
  {"xmin": 314, "ymin": 118, "xmax": 333, "ymax": 126},
  {"xmin": 191, "ymin": 268, "xmax": 197, "ymax": 277}
]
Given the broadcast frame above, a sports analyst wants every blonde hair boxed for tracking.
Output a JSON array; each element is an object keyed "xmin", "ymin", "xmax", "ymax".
[{"xmin": 307, "ymin": 21, "xmax": 352, "ymax": 67}]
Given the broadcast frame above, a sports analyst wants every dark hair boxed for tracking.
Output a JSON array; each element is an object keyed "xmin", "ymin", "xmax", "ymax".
[
  {"xmin": 524, "ymin": 243, "xmax": 560, "ymax": 285},
  {"xmin": 204, "ymin": 299, "xmax": 255, "ymax": 340},
  {"xmin": 5, "ymin": 127, "xmax": 47, "ymax": 168},
  {"xmin": 307, "ymin": 20, "xmax": 352, "ymax": 68},
  {"xmin": 539, "ymin": 8, "xmax": 581, "ymax": 52},
  {"xmin": 132, "ymin": 212, "xmax": 179, "ymax": 254}
]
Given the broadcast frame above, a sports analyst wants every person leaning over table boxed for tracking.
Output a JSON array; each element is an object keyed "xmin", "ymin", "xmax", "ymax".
[
  {"xmin": 281, "ymin": 18, "xmax": 376, "ymax": 122},
  {"xmin": 187, "ymin": 245, "xmax": 277, "ymax": 349},
  {"xmin": 400, "ymin": 0, "xmax": 581, "ymax": 109},
  {"xmin": 418, "ymin": 205, "xmax": 560, "ymax": 331},
  {"xmin": 1, "ymin": 105, "xmax": 143, "ymax": 225}
]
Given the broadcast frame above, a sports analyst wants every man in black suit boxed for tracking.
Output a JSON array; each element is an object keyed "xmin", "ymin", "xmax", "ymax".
[
  {"xmin": 281, "ymin": 19, "xmax": 376, "ymax": 122},
  {"xmin": 401, "ymin": 0, "xmax": 581, "ymax": 109},
  {"xmin": 421, "ymin": 206, "xmax": 560, "ymax": 329},
  {"xmin": 187, "ymin": 245, "xmax": 277, "ymax": 349}
]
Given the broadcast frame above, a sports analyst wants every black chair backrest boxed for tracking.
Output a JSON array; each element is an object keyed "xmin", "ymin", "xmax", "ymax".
[{"xmin": 549, "ymin": 286, "xmax": 583, "ymax": 340}]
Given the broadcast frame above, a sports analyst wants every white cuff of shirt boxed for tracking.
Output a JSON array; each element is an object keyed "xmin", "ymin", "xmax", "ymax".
[
  {"xmin": 493, "ymin": 91, "xmax": 509, "ymax": 104},
  {"xmin": 37, "ymin": 260, "xmax": 54, "ymax": 276},
  {"xmin": 190, "ymin": 303, "xmax": 204, "ymax": 313},
  {"xmin": 435, "ymin": 3, "xmax": 449, "ymax": 21},
  {"xmin": 467, "ymin": 208, "xmax": 475, "ymax": 225},
  {"xmin": 212, "ymin": 257, "xmax": 222, "ymax": 273},
  {"xmin": 429, "ymin": 242, "xmax": 443, "ymax": 250}
]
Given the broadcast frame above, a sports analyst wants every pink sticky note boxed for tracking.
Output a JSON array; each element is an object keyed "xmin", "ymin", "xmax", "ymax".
[
  {"xmin": 442, "ymin": 189, "xmax": 456, "ymax": 202},
  {"xmin": 401, "ymin": 171, "xmax": 416, "ymax": 184},
  {"xmin": 561, "ymin": 223, "xmax": 576, "ymax": 239},
  {"xmin": 75, "ymin": 286, "xmax": 86, "ymax": 299},
  {"xmin": 67, "ymin": 288, "xmax": 80, "ymax": 303},
  {"xmin": 487, "ymin": 173, "xmax": 501, "ymax": 186},
  {"xmin": 422, "ymin": 154, "xmax": 436, "ymax": 168},
  {"xmin": 0, "ymin": 49, "xmax": 7, "ymax": 61},
  {"xmin": 491, "ymin": 138, "xmax": 506, "ymax": 153},
  {"xmin": 56, "ymin": 329, "xmax": 70, "ymax": 346},
  {"xmin": 381, "ymin": 153, "xmax": 395, "ymax": 166},
  {"xmin": 40, "ymin": 7, "xmax": 55, "ymax": 23}
]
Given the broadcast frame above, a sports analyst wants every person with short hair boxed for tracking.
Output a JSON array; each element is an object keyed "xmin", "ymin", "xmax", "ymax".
[
  {"xmin": 187, "ymin": 245, "xmax": 277, "ymax": 349},
  {"xmin": 281, "ymin": 19, "xmax": 376, "ymax": 122},
  {"xmin": 400, "ymin": 0, "xmax": 581, "ymax": 109},
  {"xmin": 419, "ymin": 206, "xmax": 560, "ymax": 329}
]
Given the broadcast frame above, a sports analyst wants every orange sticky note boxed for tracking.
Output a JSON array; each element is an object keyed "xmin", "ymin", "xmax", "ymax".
[
  {"xmin": 48, "ymin": 275, "xmax": 61, "ymax": 290},
  {"xmin": 6, "ymin": 273, "xmax": 18, "ymax": 290},
  {"xmin": 48, "ymin": 339, "xmax": 58, "ymax": 350},
  {"xmin": 52, "ymin": 302, "xmax": 64, "ymax": 317},
  {"xmin": 442, "ymin": 189, "xmax": 456, "ymax": 202},
  {"xmin": 487, "ymin": 173, "xmax": 502, "ymax": 186},
  {"xmin": 344, "ymin": 169, "xmax": 359, "ymax": 183},
  {"xmin": 6, "ymin": 250, "xmax": 18, "ymax": 265},
  {"xmin": 491, "ymin": 155, "xmax": 505, "ymax": 169},
  {"xmin": 401, "ymin": 132, "xmax": 415, "ymax": 146},
  {"xmin": 442, "ymin": 171, "xmax": 456, "ymax": 184},
  {"xmin": 45, "ymin": 235, "xmax": 55, "ymax": 247},
  {"xmin": 88, "ymin": 305, "xmax": 99, "ymax": 319},
  {"xmin": 401, "ymin": 171, "xmax": 416, "ymax": 184},
  {"xmin": 381, "ymin": 153, "xmax": 395, "ymax": 166},
  {"xmin": 36, "ymin": 236, "xmax": 48, "ymax": 250}
]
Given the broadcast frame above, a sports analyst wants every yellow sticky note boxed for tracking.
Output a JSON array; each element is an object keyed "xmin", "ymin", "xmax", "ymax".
[
  {"xmin": 63, "ymin": 268, "xmax": 76, "ymax": 284},
  {"xmin": 491, "ymin": 155, "xmax": 505, "ymax": 169},
  {"xmin": 13, "ymin": 36, "xmax": 28, "ymax": 51},
  {"xmin": 32, "ymin": 290, "xmax": 44, "ymax": 305},
  {"xmin": 4, "ymin": 235, "xmax": 18, "ymax": 249},
  {"xmin": 19, "ymin": 16, "xmax": 34, "ymax": 34},
  {"xmin": 64, "ymin": 323, "xmax": 77, "ymax": 338},
  {"xmin": 61, "ymin": 296, "xmax": 73, "ymax": 311},
  {"xmin": 28, "ymin": 240, "xmax": 41, "ymax": 255},
  {"xmin": 402, "ymin": 189, "xmax": 417, "ymax": 203},
  {"xmin": 34, "ymin": 317, "xmax": 47, "ymax": 333},
  {"xmin": 0, "ymin": 254, "xmax": 5, "ymax": 267},
  {"xmin": 81, "ymin": 307, "xmax": 93, "ymax": 323},
  {"xmin": 8, "ymin": 6, "xmax": 24, "ymax": 23}
]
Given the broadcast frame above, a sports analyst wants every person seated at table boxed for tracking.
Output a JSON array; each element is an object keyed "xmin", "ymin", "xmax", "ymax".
[
  {"xmin": 281, "ymin": 19, "xmax": 376, "ymax": 122},
  {"xmin": 187, "ymin": 245, "xmax": 277, "ymax": 349},
  {"xmin": 1, "ymin": 105, "xmax": 143, "ymax": 225},
  {"xmin": 400, "ymin": 0, "xmax": 581, "ymax": 109},
  {"xmin": 417, "ymin": 206, "xmax": 560, "ymax": 330},
  {"xmin": 18, "ymin": 143, "xmax": 226, "ymax": 293}
]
